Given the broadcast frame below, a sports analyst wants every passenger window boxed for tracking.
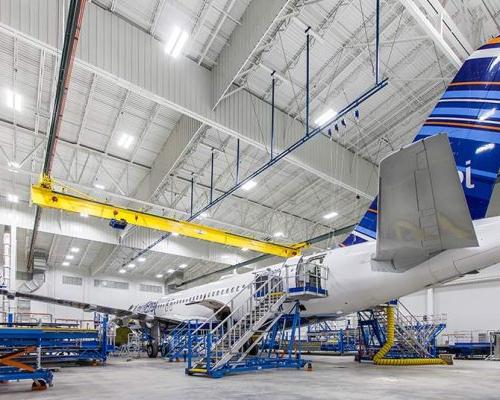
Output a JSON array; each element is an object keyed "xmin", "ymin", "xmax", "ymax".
[{"xmin": 231, "ymin": 287, "xmax": 234, "ymax": 293}]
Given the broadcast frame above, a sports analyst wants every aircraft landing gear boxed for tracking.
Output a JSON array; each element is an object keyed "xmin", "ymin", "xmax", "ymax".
[{"xmin": 146, "ymin": 341, "xmax": 159, "ymax": 358}]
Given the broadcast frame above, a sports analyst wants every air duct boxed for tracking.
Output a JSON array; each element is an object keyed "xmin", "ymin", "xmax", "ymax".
[{"xmin": 18, "ymin": 251, "xmax": 46, "ymax": 294}]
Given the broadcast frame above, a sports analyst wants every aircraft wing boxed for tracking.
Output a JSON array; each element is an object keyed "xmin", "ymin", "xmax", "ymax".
[
  {"xmin": 0, "ymin": 288, "xmax": 179, "ymax": 325},
  {"xmin": 186, "ymin": 298, "xmax": 227, "ymax": 312},
  {"xmin": 373, "ymin": 134, "xmax": 479, "ymax": 272}
]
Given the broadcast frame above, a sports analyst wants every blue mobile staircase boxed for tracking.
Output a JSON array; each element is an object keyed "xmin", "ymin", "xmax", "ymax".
[{"xmin": 186, "ymin": 263, "xmax": 328, "ymax": 378}]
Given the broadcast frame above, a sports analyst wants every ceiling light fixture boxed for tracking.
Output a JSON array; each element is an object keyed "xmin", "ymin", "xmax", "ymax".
[
  {"xmin": 7, "ymin": 194, "xmax": 18, "ymax": 203},
  {"xmin": 138, "ymin": 257, "xmax": 146, "ymax": 262},
  {"xmin": 164, "ymin": 26, "xmax": 189, "ymax": 58},
  {"xmin": 314, "ymin": 108, "xmax": 337, "ymax": 127},
  {"xmin": 93, "ymin": 183, "xmax": 105, "ymax": 190},
  {"xmin": 80, "ymin": 212, "xmax": 89, "ymax": 218},
  {"xmin": 323, "ymin": 211, "xmax": 338, "ymax": 220},
  {"xmin": 117, "ymin": 133, "xmax": 134, "ymax": 149},
  {"xmin": 156, "ymin": 273, "xmax": 163, "ymax": 278},
  {"xmin": 241, "ymin": 247, "xmax": 249, "ymax": 252},
  {"xmin": 241, "ymin": 180, "xmax": 257, "ymax": 191},
  {"xmin": 167, "ymin": 268, "xmax": 175, "ymax": 274},
  {"xmin": 127, "ymin": 263, "xmax": 136, "ymax": 268},
  {"xmin": 8, "ymin": 161, "xmax": 20, "ymax": 169},
  {"xmin": 62, "ymin": 261, "xmax": 70, "ymax": 267},
  {"xmin": 171, "ymin": 232, "xmax": 179, "ymax": 237},
  {"xmin": 273, "ymin": 231, "xmax": 284, "ymax": 238},
  {"xmin": 199, "ymin": 212, "xmax": 209, "ymax": 219},
  {"xmin": 70, "ymin": 247, "xmax": 80, "ymax": 253},
  {"xmin": 119, "ymin": 268, "xmax": 126, "ymax": 274},
  {"xmin": 5, "ymin": 89, "xmax": 22, "ymax": 112},
  {"xmin": 65, "ymin": 254, "xmax": 74, "ymax": 260},
  {"xmin": 178, "ymin": 264, "xmax": 187, "ymax": 269}
]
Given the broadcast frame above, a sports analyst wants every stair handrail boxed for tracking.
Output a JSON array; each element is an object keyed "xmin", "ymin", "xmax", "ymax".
[
  {"xmin": 191, "ymin": 268, "xmax": 285, "ymax": 355},
  {"xmin": 188, "ymin": 275, "xmax": 257, "ymax": 345},
  {"xmin": 200, "ymin": 271, "xmax": 287, "ymax": 364},
  {"xmin": 209, "ymin": 278, "xmax": 289, "ymax": 368},
  {"xmin": 208, "ymin": 270, "xmax": 285, "ymax": 346}
]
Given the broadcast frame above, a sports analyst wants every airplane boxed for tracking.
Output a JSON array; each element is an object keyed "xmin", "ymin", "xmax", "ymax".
[{"xmin": 2, "ymin": 35, "xmax": 500, "ymax": 359}]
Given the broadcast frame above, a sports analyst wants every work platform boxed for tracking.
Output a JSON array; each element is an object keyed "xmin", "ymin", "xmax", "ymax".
[
  {"xmin": 0, "ymin": 314, "xmax": 113, "ymax": 390},
  {"xmin": 357, "ymin": 301, "xmax": 447, "ymax": 365},
  {"xmin": 186, "ymin": 257, "xmax": 328, "ymax": 378}
]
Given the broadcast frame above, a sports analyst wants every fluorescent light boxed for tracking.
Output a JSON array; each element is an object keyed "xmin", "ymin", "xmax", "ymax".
[
  {"xmin": 221, "ymin": 255, "xmax": 230, "ymax": 259},
  {"xmin": 7, "ymin": 194, "xmax": 18, "ymax": 203},
  {"xmin": 117, "ymin": 133, "xmax": 134, "ymax": 149},
  {"xmin": 172, "ymin": 30, "xmax": 189, "ymax": 58},
  {"xmin": 5, "ymin": 89, "xmax": 22, "ymax": 112},
  {"xmin": 156, "ymin": 273, "xmax": 163, "ymax": 278},
  {"xmin": 94, "ymin": 183, "xmax": 105, "ymax": 190},
  {"xmin": 475, "ymin": 143, "xmax": 495, "ymax": 154},
  {"xmin": 241, "ymin": 180, "xmax": 257, "ymax": 191},
  {"xmin": 62, "ymin": 261, "xmax": 70, "ymax": 267},
  {"xmin": 119, "ymin": 268, "xmax": 126, "ymax": 274},
  {"xmin": 273, "ymin": 231, "xmax": 284, "ymax": 238},
  {"xmin": 164, "ymin": 26, "xmax": 189, "ymax": 58},
  {"xmin": 70, "ymin": 247, "xmax": 80, "ymax": 253},
  {"xmin": 323, "ymin": 211, "xmax": 338, "ymax": 220},
  {"xmin": 127, "ymin": 263, "xmax": 136, "ymax": 269},
  {"xmin": 80, "ymin": 212, "xmax": 89, "ymax": 218},
  {"xmin": 171, "ymin": 232, "xmax": 179, "ymax": 237},
  {"xmin": 8, "ymin": 161, "xmax": 20, "ymax": 169},
  {"xmin": 179, "ymin": 264, "xmax": 187, "ymax": 269},
  {"xmin": 167, "ymin": 268, "xmax": 175, "ymax": 274},
  {"xmin": 241, "ymin": 247, "xmax": 249, "ymax": 252},
  {"xmin": 65, "ymin": 254, "xmax": 74, "ymax": 260},
  {"xmin": 314, "ymin": 108, "xmax": 337, "ymax": 126},
  {"xmin": 199, "ymin": 212, "xmax": 209, "ymax": 219},
  {"xmin": 138, "ymin": 257, "xmax": 146, "ymax": 262},
  {"xmin": 164, "ymin": 26, "xmax": 181, "ymax": 55}
]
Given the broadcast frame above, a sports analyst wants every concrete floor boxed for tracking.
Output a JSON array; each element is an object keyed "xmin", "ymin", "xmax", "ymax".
[{"xmin": 2, "ymin": 356, "xmax": 500, "ymax": 399}]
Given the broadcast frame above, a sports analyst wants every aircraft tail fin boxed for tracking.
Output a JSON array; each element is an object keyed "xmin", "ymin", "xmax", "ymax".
[{"xmin": 342, "ymin": 35, "xmax": 500, "ymax": 247}]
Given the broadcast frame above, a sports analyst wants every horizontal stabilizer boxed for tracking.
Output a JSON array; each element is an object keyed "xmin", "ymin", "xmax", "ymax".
[{"xmin": 374, "ymin": 134, "xmax": 478, "ymax": 272}]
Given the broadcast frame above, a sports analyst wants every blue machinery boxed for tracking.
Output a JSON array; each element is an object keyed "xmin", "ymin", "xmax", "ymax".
[
  {"xmin": 306, "ymin": 321, "xmax": 358, "ymax": 354},
  {"xmin": 122, "ymin": 0, "xmax": 388, "ymax": 268},
  {"xmin": 0, "ymin": 314, "xmax": 113, "ymax": 390},
  {"xmin": 357, "ymin": 302, "xmax": 446, "ymax": 362}
]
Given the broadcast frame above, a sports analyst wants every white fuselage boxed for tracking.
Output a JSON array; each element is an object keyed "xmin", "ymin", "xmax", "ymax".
[{"xmin": 148, "ymin": 216, "xmax": 500, "ymax": 322}]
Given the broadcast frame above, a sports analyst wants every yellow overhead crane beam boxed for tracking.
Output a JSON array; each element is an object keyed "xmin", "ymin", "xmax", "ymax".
[{"xmin": 31, "ymin": 184, "xmax": 306, "ymax": 258}]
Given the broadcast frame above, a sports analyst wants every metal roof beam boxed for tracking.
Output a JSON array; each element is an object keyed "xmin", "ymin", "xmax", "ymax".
[
  {"xmin": 399, "ymin": 0, "xmax": 473, "ymax": 69},
  {"xmin": 0, "ymin": 0, "xmax": 378, "ymax": 200},
  {"xmin": 212, "ymin": 0, "xmax": 293, "ymax": 109}
]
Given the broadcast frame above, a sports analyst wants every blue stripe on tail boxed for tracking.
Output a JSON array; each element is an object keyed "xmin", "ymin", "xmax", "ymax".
[{"xmin": 343, "ymin": 36, "xmax": 500, "ymax": 247}]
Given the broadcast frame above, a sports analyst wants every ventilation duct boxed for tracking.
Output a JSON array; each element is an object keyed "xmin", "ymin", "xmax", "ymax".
[{"xmin": 18, "ymin": 251, "xmax": 46, "ymax": 294}]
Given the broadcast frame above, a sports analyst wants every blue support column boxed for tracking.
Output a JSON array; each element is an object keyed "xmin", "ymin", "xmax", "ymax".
[
  {"xmin": 210, "ymin": 151, "xmax": 214, "ymax": 204},
  {"xmin": 305, "ymin": 29, "xmax": 310, "ymax": 136},
  {"xmin": 375, "ymin": 0, "xmax": 380, "ymax": 84},
  {"xmin": 236, "ymin": 139, "xmax": 240, "ymax": 184},
  {"xmin": 271, "ymin": 72, "xmax": 275, "ymax": 160},
  {"xmin": 190, "ymin": 177, "xmax": 194, "ymax": 217}
]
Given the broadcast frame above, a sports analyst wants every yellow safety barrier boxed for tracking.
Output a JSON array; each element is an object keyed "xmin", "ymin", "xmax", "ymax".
[
  {"xmin": 31, "ymin": 184, "xmax": 306, "ymax": 258},
  {"xmin": 373, "ymin": 306, "xmax": 446, "ymax": 366}
]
